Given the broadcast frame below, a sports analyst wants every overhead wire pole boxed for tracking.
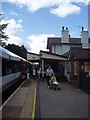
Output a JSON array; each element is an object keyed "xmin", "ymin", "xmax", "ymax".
[
  {"xmin": 74, "ymin": 26, "xmax": 83, "ymax": 37},
  {"xmin": 88, "ymin": 1, "xmax": 90, "ymax": 38},
  {"xmin": 75, "ymin": 26, "xmax": 83, "ymax": 31},
  {"xmin": 0, "ymin": 2, "xmax": 2, "ymax": 120}
]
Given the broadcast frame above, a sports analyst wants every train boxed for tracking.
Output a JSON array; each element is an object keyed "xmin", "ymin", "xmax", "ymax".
[{"xmin": 0, "ymin": 46, "xmax": 32, "ymax": 103}]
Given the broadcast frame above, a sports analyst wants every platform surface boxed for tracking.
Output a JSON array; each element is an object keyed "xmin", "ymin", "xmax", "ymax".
[
  {"xmin": 2, "ymin": 79, "xmax": 89, "ymax": 119},
  {"xmin": 2, "ymin": 79, "xmax": 35, "ymax": 119},
  {"xmin": 36, "ymin": 80, "xmax": 88, "ymax": 118}
]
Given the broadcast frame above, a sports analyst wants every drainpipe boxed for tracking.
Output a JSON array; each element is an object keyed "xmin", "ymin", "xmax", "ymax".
[
  {"xmin": 42, "ymin": 59, "xmax": 44, "ymax": 78},
  {"xmin": 65, "ymin": 61, "xmax": 67, "ymax": 77},
  {"xmin": 39, "ymin": 53, "xmax": 44, "ymax": 78}
]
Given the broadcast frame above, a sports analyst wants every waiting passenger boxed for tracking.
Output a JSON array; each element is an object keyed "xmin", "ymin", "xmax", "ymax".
[
  {"xmin": 37, "ymin": 67, "xmax": 41, "ymax": 79},
  {"xmin": 33, "ymin": 68, "xmax": 36, "ymax": 80},
  {"xmin": 27, "ymin": 68, "xmax": 30, "ymax": 80}
]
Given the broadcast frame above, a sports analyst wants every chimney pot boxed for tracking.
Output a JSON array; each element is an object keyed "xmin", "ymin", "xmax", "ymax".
[
  {"xmin": 62, "ymin": 26, "xmax": 64, "ymax": 30},
  {"xmin": 82, "ymin": 27, "xmax": 84, "ymax": 31},
  {"xmin": 66, "ymin": 27, "xmax": 68, "ymax": 30}
]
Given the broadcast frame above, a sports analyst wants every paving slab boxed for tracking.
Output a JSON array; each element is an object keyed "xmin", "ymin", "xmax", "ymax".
[
  {"xmin": 2, "ymin": 106, "xmax": 22, "ymax": 118},
  {"xmin": 38, "ymin": 81, "xmax": 88, "ymax": 118},
  {"xmin": 2, "ymin": 80, "xmax": 35, "ymax": 119},
  {"xmin": 19, "ymin": 81, "xmax": 35, "ymax": 118},
  {"xmin": 5, "ymin": 87, "xmax": 29, "ymax": 106},
  {"xmin": 21, "ymin": 80, "xmax": 31, "ymax": 87}
]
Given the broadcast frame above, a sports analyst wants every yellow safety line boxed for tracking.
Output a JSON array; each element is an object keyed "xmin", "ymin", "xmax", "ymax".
[{"xmin": 32, "ymin": 80, "xmax": 37, "ymax": 120}]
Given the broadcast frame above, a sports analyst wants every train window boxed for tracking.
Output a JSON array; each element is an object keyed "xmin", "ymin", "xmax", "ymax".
[
  {"xmin": 2, "ymin": 58, "xmax": 21, "ymax": 76},
  {"xmin": 2, "ymin": 58, "xmax": 9, "ymax": 76},
  {"xmin": 14, "ymin": 61, "xmax": 20, "ymax": 72}
]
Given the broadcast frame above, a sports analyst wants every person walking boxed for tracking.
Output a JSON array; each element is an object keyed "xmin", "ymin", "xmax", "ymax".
[{"xmin": 46, "ymin": 65, "xmax": 54, "ymax": 88}]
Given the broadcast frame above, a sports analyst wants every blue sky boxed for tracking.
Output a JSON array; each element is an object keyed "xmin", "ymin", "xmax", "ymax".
[{"xmin": 1, "ymin": 0, "xmax": 89, "ymax": 53}]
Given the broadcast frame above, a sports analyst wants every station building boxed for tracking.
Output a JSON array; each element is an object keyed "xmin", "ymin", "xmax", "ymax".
[
  {"xmin": 68, "ymin": 47, "xmax": 90, "ymax": 92},
  {"xmin": 27, "ymin": 50, "xmax": 67, "ymax": 81},
  {"xmin": 27, "ymin": 26, "xmax": 90, "ymax": 92},
  {"xmin": 47, "ymin": 26, "xmax": 89, "ymax": 55},
  {"xmin": 47, "ymin": 26, "xmax": 90, "ymax": 92}
]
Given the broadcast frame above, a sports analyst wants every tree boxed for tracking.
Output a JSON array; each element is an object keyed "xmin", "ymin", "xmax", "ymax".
[
  {"xmin": 0, "ymin": 14, "xmax": 9, "ymax": 46},
  {"xmin": 5, "ymin": 44, "xmax": 27, "ymax": 59},
  {"xmin": 20, "ymin": 45, "xmax": 27, "ymax": 59}
]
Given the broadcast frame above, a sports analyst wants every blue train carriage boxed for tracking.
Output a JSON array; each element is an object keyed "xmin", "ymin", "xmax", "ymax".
[{"xmin": 0, "ymin": 46, "xmax": 32, "ymax": 103}]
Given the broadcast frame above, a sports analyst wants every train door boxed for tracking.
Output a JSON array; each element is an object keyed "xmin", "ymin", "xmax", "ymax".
[{"xmin": 20, "ymin": 59, "xmax": 23, "ymax": 79}]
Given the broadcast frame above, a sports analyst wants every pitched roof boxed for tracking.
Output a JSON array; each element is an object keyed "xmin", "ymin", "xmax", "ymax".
[
  {"xmin": 69, "ymin": 38, "xmax": 81, "ymax": 44},
  {"xmin": 48, "ymin": 37, "xmax": 61, "ymax": 44},
  {"xmin": 40, "ymin": 50, "xmax": 67, "ymax": 61},
  {"xmin": 63, "ymin": 51, "xmax": 70, "ymax": 57},
  {"xmin": 70, "ymin": 47, "xmax": 90, "ymax": 60},
  {"xmin": 47, "ymin": 37, "xmax": 81, "ymax": 49},
  {"xmin": 27, "ymin": 51, "xmax": 39, "ymax": 56},
  {"xmin": 47, "ymin": 37, "xmax": 61, "ymax": 49},
  {"xmin": 40, "ymin": 50, "xmax": 67, "ymax": 58}
]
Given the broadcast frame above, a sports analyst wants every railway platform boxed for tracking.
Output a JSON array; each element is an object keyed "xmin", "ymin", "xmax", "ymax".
[
  {"xmin": 2, "ymin": 79, "xmax": 36, "ymax": 119},
  {"xmin": 1, "ymin": 78, "xmax": 89, "ymax": 119},
  {"xmin": 36, "ymin": 80, "xmax": 88, "ymax": 118}
]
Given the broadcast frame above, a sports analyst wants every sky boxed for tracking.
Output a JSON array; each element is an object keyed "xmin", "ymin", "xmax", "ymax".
[{"xmin": 0, "ymin": 0, "xmax": 89, "ymax": 53}]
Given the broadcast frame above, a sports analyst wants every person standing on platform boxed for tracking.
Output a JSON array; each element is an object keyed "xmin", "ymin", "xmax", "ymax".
[
  {"xmin": 38, "ymin": 67, "xmax": 41, "ymax": 79},
  {"xmin": 33, "ymin": 68, "xmax": 36, "ymax": 80},
  {"xmin": 27, "ymin": 68, "xmax": 30, "ymax": 80},
  {"xmin": 46, "ymin": 65, "xmax": 54, "ymax": 88}
]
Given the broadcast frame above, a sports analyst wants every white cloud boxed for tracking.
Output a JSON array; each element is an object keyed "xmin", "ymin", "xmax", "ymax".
[
  {"xmin": 6, "ymin": 19, "xmax": 22, "ymax": 34},
  {"xmin": 0, "ymin": 11, "xmax": 4, "ymax": 15},
  {"xmin": 50, "ymin": 3, "xmax": 81, "ymax": 17},
  {"xmin": 71, "ymin": 0, "xmax": 90, "ymax": 5},
  {"xmin": 1, "ymin": 19, "xmax": 23, "ymax": 46},
  {"xmin": 10, "ymin": 11, "xmax": 18, "ymax": 16},
  {"xmin": 7, "ymin": 35, "xmax": 22, "ymax": 45},
  {"xmin": 18, "ymin": 19, "xmax": 22, "ymax": 23},
  {"xmin": 27, "ymin": 34, "xmax": 55, "ymax": 53},
  {"xmin": 0, "ymin": 19, "xmax": 55, "ymax": 53},
  {"xmin": 5, "ymin": 0, "xmax": 89, "ymax": 17}
]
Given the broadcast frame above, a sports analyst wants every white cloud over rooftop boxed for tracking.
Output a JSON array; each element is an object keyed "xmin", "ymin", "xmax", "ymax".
[
  {"xmin": 50, "ymin": 2, "xmax": 81, "ymax": 17},
  {"xmin": 1, "ymin": 0, "xmax": 89, "ymax": 53},
  {"xmin": 10, "ymin": 11, "xmax": 18, "ymax": 16},
  {"xmin": 1, "ymin": 19, "xmax": 23, "ymax": 45},
  {"xmin": 1, "ymin": 19, "xmax": 55, "ymax": 53},
  {"xmin": 27, "ymin": 34, "xmax": 55, "ymax": 53},
  {"xmin": 4, "ymin": 0, "xmax": 89, "ymax": 17}
]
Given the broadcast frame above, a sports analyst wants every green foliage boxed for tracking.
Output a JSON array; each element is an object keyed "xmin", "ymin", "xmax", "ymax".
[
  {"xmin": 0, "ymin": 14, "xmax": 9, "ymax": 43},
  {"xmin": 5, "ymin": 44, "xmax": 27, "ymax": 59}
]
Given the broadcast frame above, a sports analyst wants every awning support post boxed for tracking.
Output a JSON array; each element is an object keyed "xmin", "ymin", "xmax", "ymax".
[{"xmin": 42, "ymin": 59, "xmax": 44, "ymax": 78}]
